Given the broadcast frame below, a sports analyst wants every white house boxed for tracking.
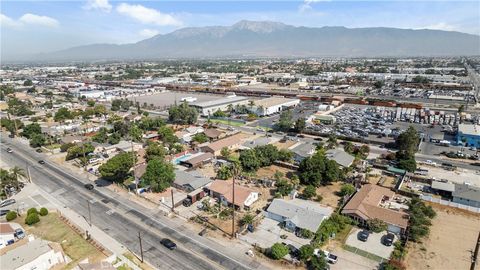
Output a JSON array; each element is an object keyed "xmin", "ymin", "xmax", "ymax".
[
  {"xmin": 0, "ymin": 223, "xmax": 15, "ymax": 250},
  {"xmin": 0, "ymin": 238, "xmax": 66, "ymax": 270},
  {"xmin": 265, "ymin": 199, "xmax": 333, "ymax": 232}
]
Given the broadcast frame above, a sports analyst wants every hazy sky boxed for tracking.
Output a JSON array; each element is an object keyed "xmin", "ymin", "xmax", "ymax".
[{"xmin": 1, "ymin": 0, "xmax": 479, "ymax": 56}]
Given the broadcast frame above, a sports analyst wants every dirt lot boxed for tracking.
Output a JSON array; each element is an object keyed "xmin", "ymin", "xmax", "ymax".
[
  {"xmin": 405, "ymin": 203, "xmax": 480, "ymax": 270},
  {"xmin": 315, "ymin": 181, "xmax": 342, "ymax": 208},
  {"xmin": 256, "ymin": 165, "xmax": 296, "ymax": 179}
]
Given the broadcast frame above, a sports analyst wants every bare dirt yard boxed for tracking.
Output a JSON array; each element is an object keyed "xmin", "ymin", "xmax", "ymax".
[
  {"xmin": 405, "ymin": 203, "xmax": 480, "ymax": 270},
  {"xmin": 315, "ymin": 181, "xmax": 342, "ymax": 208}
]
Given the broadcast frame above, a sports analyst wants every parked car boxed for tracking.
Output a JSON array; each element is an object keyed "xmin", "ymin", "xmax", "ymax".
[
  {"xmin": 0, "ymin": 209, "xmax": 9, "ymax": 216},
  {"xmin": 36, "ymin": 149, "xmax": 43, "ymax": 153},
  {"xmin": 84, "ymin": 184, "xmax": 94, "ymax": 190},
  {"xmin": 324, "ymin": 251, "xmax": 338, "ymax": 264},
  {"xmin": 14, "ymin": 229, "xmax": 25, "ymax": 239},
  {"xmin": 182, "ymin": 198, "xmax": 192, "ymax": 207},
  {"xmin": 0, "ymin": 199, "xmax": 16, "ymax": 208},
  {"xmin": 6, "ymin": 148, "xmax": 13, "ymax": 153},
  {"xmin": 358, "ymin": 230, "xmax": 370, "ymax": 242},
  {"xmin": 382, "ymin": 232, "xmax": 395, "ymax": 246},
  {"xmin": 38, "ymin": 160, "xmax": 45, "ymax": 164},
  {"xmin": 160, "ymin": 238, "xmax": 177, "ymax": 250}
]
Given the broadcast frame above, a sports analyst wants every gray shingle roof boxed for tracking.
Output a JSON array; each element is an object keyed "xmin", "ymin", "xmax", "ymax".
[
  {"xmin": 326, "ymin": 149, "xmax": 355, "ymax": 167},
  {"xmin": 266, "ymin": 199, "xmax": 333, "ymax": 232},
  {"xmin": 174, "ymin": 170, "xmax": 212, "ymax": 190},
  {"xmin": 0, "ymin": 239, "xmax": 53, "ymax": 269}
]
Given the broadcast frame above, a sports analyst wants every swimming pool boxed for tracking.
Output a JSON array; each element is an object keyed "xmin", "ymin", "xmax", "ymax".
[{"xmin": 173, "ymin": 154, "xmax": 193, "ymax": 165}]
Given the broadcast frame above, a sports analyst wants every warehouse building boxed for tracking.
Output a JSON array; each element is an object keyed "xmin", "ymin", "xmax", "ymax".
[
  {"xmin": 251, "ymin": 97, "xmax": 300, "ymax": 116},
  {"xmin": 190, "ymin": 95, "xmax": 249, "ymax": 116},
  {"xmin": 456, "ymin": 124, "xmax": 480, "ymax": 148}
]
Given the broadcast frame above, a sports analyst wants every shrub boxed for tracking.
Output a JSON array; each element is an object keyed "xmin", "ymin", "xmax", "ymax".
[
  {"xmin": 298, "ymin": 228, "xmax": 314, "ymax": 239},
  {"xmin": 298, "ymin": 244, "xmax": 314, "ymax": 262},
  {"xmin": 316, "ymin": 194, "xmax": 323, "ymax": 202},
  {"xmin": 39, "ymin": 207, "xmax": 48, "ymax": 216},
  {"xmin": 6, "ymin": 211, "xmax": 17, "ymax": 221},
  {"xmin": 269, "ymin": 243, "xmax": 289, "ymax": 260},
  {"xmin": 302, "ymin": 185, "xmax": 317, "ymax": 199},
  {"xmin": 339, "ymin": 184, "xmax": 356, "ymax": 197},
  {"xmin": 27, "ymin": 208, "xmax": 38, "ymax": 215},
  {"xmin": 367, "ymin": 218, "xmax": 388, "ymax": 233},
  {"xmin": 25, "ymin": 213, "xmax": 40, "ymax": 225}
]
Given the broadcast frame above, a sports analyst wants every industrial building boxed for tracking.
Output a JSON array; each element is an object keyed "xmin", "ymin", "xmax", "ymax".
[
  {"xmin": 190, "ymin": 95, "xmax": 249, "ymax": 116},
  {"xmin": 250, "ymin": 97, "xmax": 300, "ymax": 116},
  {"xmin": 456, "ymin": 124, "xmax": 480, "ymax": 148}
]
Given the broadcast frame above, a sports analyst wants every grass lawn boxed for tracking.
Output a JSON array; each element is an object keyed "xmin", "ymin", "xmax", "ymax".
[
  {"xmin": 17, "ymin": 212, "xmax": 105, "ymax": 268},
  {"xmin": 210, "ymin": 119, "xmax": 245, "ymax": 127},
  {"xmin": 45, "ymin": 143, "xmax": 61, "ymax": 150}
]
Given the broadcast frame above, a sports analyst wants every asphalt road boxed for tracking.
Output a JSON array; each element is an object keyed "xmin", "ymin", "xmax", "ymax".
[{"xmin": 1, "ymin": 136, "xmax": 258, "ymax": 270}]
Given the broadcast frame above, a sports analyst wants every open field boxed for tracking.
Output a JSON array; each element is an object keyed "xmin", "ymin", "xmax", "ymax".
[
  {"xmin": 405, "ymin": 203, "xmax": 480, "ymax": 270},
  {"xmin": 315, "ymin": 181, "xmax": 342, "ymax": 208},
  {"xmin": 18, "ymin": 212, "xmax": 105, "ymax": 268}
]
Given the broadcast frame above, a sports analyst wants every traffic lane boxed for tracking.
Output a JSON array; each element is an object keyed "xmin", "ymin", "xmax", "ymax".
[
  {"xmin": 2, "ymin": 140, "xmax": 250, "ymax": 270},
  {"xmin": 8, "ymin": 152, "xmax": 217, "ymax": 270}
]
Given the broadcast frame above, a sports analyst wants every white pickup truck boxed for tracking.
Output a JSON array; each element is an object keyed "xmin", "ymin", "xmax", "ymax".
[{"xmin": 313, "ymin": 249, "xmax": 338, "ymax": 264}]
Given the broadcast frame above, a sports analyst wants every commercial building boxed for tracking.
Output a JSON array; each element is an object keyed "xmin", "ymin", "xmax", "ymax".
[
  {"xmin": 250, "ymin": 97, "xmax": 300, "ymax": 116},
  {"xmin": 190, "ymin": 95, "xmax": 249, "ymax": 116},
  {"xmin": 456, "ymin": 124, "xmax": 480, "ymax": 148},
  {"xmin": 265, "ymin": 199, "xmax": 333, "ymax": 232},
  {"xmin": 452, "ymin": 183, "xmax": 480, "ymax": 208},
  {"xmin": 341, "ymin": 184, "xmax": 409, "ymax": 234}
]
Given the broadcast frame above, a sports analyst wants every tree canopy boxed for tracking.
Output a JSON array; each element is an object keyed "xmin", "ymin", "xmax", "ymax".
[
  {"xmin": 299, "ymin": 151, "xmax": 342, "ymax": 187},
  {"xmin": 99, "ymin": 152, "xmax": 135, "ymax": 182},
  {"xmin": 141, "ymin": 159, "xmax": 175, "ymax": 192},
  {"xmin": 54, "ymin": 107, "xmax": 74, "ymax": 122},
  {"xmin": 276, "ymin": 110, "xmax": 293, "ymax": 131},
  {"xmin": 168, "ymin": 101, "xmax": 198, "ymax": 125}
]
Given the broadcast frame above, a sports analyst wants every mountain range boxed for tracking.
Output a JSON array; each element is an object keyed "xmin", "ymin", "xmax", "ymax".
[{"xmin": 10, "ymin": 20, "xmax": 480, "ymax": 61}]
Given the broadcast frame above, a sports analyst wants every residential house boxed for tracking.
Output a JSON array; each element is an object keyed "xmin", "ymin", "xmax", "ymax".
[
  {"xmin": 326, "ymin": 149, "xmax": 355, "ymax": 168},
  {"xmin": 208, "ymin": 180, "xmax": 258, "ymax": 210},
  {"xmin": 203, "ymin": 129, "xmax": 223, "ymax": 141},
  {"xmin": 341, "ymin": 184, "xmax": 409, "ymax": 234},
  {"xmin": 265, "ymin": 199, "xmax": 333, "ymax": 233},
  {"xmin": 0, "ymin": 223, "xmax": 15, "ymax": 250},
  {"xmin": 0, "ymin": 238, "xmax": 66, "ymax": 270},
  {"xmin": 173, "ymin": 170, "xmax": 212, "ymax": 192},
  {"xmin": 290, "ymin": 142, "xmax": 316, "ymax": 163},
  {"xmin": 179, "ymin": 152, "xmax": 214, "ymax": 168},
  {"xmin": 200, "ymin": 133, "xmax": 244, "ymax": 156},
  {"xmin": 241, "ymin": 136, "xmax": 275, "ymax": 149}
]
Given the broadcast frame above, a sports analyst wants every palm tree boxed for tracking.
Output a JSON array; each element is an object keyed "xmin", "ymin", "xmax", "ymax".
[{"xmin": 9, "ymin": 166, "xmax": 26, "ymax": 190}]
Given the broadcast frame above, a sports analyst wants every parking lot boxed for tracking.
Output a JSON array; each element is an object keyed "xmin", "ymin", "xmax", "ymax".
[
  {"xmin": 239, "ymin": 217, "xmax": 310, "ymax": 249},
  {"xmin": 345, "ymin": 228, "xmax": 395, "ymax": 260}
]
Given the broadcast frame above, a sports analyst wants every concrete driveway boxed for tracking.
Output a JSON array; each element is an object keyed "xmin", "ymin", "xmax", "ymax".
[
  {"xmin": 345, "ymin": 228, "xmax": 395, "ymax": 259},
  {"xmin": 239, "ymin": 218, "xmax": 310, "ymax": 249},
  {"xmin": 330, "ymin": 247, "xmax": 380, "ymax": 270}
]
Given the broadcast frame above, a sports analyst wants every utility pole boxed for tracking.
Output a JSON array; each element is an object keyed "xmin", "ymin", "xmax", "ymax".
[
  {"xmin": 138, "ymin": 231, "xmax": 144, "ymax": 263},
  {"xmin": 170, "ymin": 188, "xmax": 175, "ymax": 212},
  {"xmin": 471, "ymin": 231, "xmax": 480, "ymax": 270},
  {"xmin": 87, "ymin": 199, "xmax": 92, "ymax": 227},
  {"xmin": 131, "ymin": 141, "xmax": 138, "ymax": 193},
  {"xmin": 231, "ymin": 165, "xmax": 238, "ymax": 239},
  {"xmin": 26, "ymin": 162, "xmax": 32, "ymax": 183}
]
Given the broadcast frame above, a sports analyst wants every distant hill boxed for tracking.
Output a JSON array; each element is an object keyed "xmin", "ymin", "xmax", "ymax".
[{"xmin": 11, "ymin": 20, "xmax": 480, "ymax": 61}]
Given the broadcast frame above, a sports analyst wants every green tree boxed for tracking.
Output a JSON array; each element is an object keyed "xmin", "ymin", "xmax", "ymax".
[
  {"xmin": 302, "ymin": 185, "xmax": 317, "ymax": 199},
  {"xmin": 396, "ymin": 126, "xmax": 419, "ymax": 157},
  {"xmin": 23, "ymin": 79, "xmax": 33, "ymax": 86},
  {"xmin": 129, "ymin": 124, "xmax": 143, "ymax": 142},
  {"xmin": 299, "ymin": 151, "xmax": 342, "ymax": 187},
  {"xmin": 213, "ymin": 109, "xmax": 227, "ymax": 117},
  {"xmin": 373, "ymin": 81, "xmax": 384, "ymax": 89},
  {"xmin": 145, "ymin": 142, "xmax": 167, "ymax": 161},
  {"xmin": 397, "ymin": 158, "xmax": 417, "ymax": 172},
  {"xmin": 29, "ymin": 134, "xmax": 46, "ymax": 147},
  {"xmin": 277, "ymin": 149, "xmax": 293, "ymax": 162},
  {"xmin": 168, "ymin": 101, "xmax": 198, "ymax": 125},
  {"xmin": 408, "ymin": 197, "xmax": 436, "ymax": 242},
  {"xmin": 343, "ymin": 142, "xmax": 354, "ymax": 154},
  {"xmin": 216, "ymin": 165, "xmax": 233, "ymax": 180},
  {"xmin": 6, "ymin": 211, "xmax": 17, "ymax": 221},
  {"xmin": 239, "ymin": 149, "xmax": 260, "ymax": 172},
  {"xmin": 141, "ymin": 159, "xmax": 175, "ymax": 192},
  {"xmin": 92, "ymin": 127, "xmax": 109, "ymax": 143},
  {"xmin": 298, "ymin": 244, "xmax": 314, "ymax": 262},
  {"xmin": 276, "ymin": 179, "xmax": 293, "ymax": 196},
  {"xmin": 27, "ymin": 208, "xmax": 38, "ymax": 215},
  {"xmin": 99, "ymin": 152, "xmax": 135, "ymax": 182},
  {"xmin": 239, "ymin": 214, "xmax": 254, "ymax": 226},
  {"xmin": 367, "ymin": 218, "xmax": 388, "ymax": 233},
  {"xmin": 220, "ymin": 147, "xmax": 231, "ymax": 159},
  {"xmin": 21, "ymin": 123, "xmax": 41, "ymax": 139},
  {"xmin": 339, "ymin": 183, "xmax": 356, "ymax": 196},
  {"xmin": 108, "ymin": 132, "xmax": 121, "ymax": 145},
  {"xmin": 192, "ymin": 133, "xmax": 208, "ymax": 143},
  {"xmin": 158, "ymin": 126, "xmax": 178, "ymax": 146},
  {"xmin": 269, "ymin": 243, "xmax": 289, "ymax": 260},
  {"xmin": 93, "ymin": 104, "xmax": 107, "ymax": 116},
  {"xmin": 54, "ymin": 107, "xmax": 73, "ymax": 122},
  {"xmin": 39, "ymin": 207, "xmax": 48, "ymax": 216},
  {"xmin": 25, "ymin": 213, "xmax": 40, "ymax": 225},
  {"xmin": 254, "ymin": 144, "xmax": 279, "ymax": 167},
  {"xmin": 276, "ymin": 110, "xmax": 293, "ymax": 131},
  {"xmin": 309, "ymin": 253, "xmax": 328, "ymax": 270},
  {"xmin": 66, "ymin": 143, "xmax": 94, "ymax": 160},
  {"xmin": 87, "ymin": 100, "xmax": 95, "ymax": 107},
  {"xmin": 295, "ymin": 117, "xmax": 306, "ymax": 133}
]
